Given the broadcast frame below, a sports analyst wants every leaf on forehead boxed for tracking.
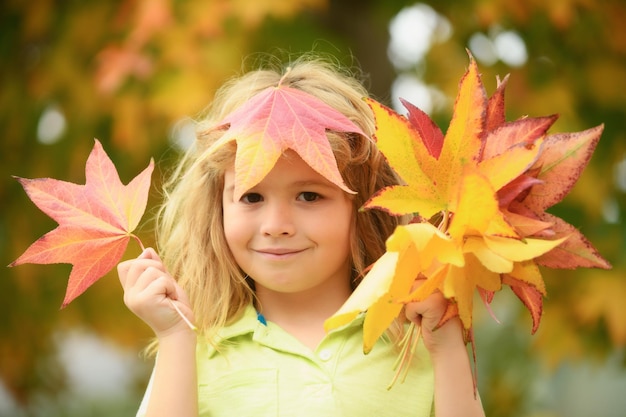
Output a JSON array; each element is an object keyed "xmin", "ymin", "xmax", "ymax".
[
  {"xmin": 9, "ymin": 139, "xmax": 153, "ymax": 307},
  {"xmin": 208, "ymin": 84, "xmax": 366, "ymax": 200}
]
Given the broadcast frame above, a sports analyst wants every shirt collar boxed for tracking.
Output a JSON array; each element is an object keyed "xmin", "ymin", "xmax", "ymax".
[{"xmin": 203, "ymin": 304, "xmax": 365, "ymax": 357}]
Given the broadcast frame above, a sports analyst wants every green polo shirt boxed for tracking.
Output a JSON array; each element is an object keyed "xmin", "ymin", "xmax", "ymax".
[{"xmin": 139, "ymin": 305, "xmax": 435, "ymax": 416}]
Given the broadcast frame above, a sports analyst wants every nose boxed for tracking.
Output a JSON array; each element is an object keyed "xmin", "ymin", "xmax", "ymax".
[{"xmin": 260, "ymin": 200, "xmax": 295, "ymax": 237}]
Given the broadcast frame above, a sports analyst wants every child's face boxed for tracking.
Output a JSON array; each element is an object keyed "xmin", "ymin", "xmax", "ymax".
[{"xmin": 222, "ymin": 150, "xmax": 354, "ymax": 298}]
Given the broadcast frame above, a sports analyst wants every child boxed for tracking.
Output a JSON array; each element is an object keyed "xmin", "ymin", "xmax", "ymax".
[{"xmin": 117, "ymin": 57, "xmax": 485, "ymax": 417}]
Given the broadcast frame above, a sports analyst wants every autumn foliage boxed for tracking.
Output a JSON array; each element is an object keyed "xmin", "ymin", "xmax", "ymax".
[
  {"xmin": 325, "ymin": 57, "xmax": 610, "ymax": 360},
  {"xmin": 10, "ymin": 57, "xmax": 610, "ymax": 356},
  {"xmin": 3, "ymin": 1, "xmax": 625, "ymax": 415}
]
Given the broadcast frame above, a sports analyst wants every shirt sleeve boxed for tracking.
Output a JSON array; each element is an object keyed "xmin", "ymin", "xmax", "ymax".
[{"xmin": 136, "ymin": 361, "xmax": 156, "ymax": 417}]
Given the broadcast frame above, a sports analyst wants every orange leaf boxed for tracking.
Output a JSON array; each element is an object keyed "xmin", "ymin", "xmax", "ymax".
[
  {"xmin": 209, "ymin": 82, "xmax": 365, "ymax": 200},
  {"xmin": 500, "ymin": 210, "xmax": 553, "ymax": 237},
  {"xmin": 403, "ymin": 264, "xmax": 449, "ymax": 302},
  {"xmin": 443, "ymin": 254, "xmax": 501, "ymax": 330},
  {"xmin": 437, "ymin": 56, "xmax": 486, "ymax": 197},
  {"xmin": 365, "ymin": 98, "xmax": 442, "ymax": 218},
  {"xmin": 481, "ymin": 115, "xmax": 557, "ymax": 160},
  {"xmin": 502, "ymin": 271, "xmax": 544, "ymax": 334},
  {"xmin": 400, "ymin": 97, "xmax": 444, "ymax": 158},
  {"xmin": 478, "ymin": 137, "xmax": 544, "ymax": 192},
  {"xmin": 482, "ymin": 235, "xmax": 568, "ymax": 263},
  {"xmin": 535, "ymin": 213, "xmax": 612, "ymax": 269},
  {"xmin": 497, "ymin": 174, "xmax": 543, "ymax": 208},
  {"xmin": 9, "ymin": 139, "xmax": 153, "ymax": 307},
  {"xmin": 485, "ymin": 74, "xmax": 509, "ymax": 131},
  {"xmin": 463, "ymin": 237, "xmax": 514, "ymax": 273},
  {"xmin": 447, "ymin": 171, "xmax": 518, "ymax": 240},
  {"xmin": 525, "ymin": 125, "xmax": 605, "ymax": 212},
  {"xmin": 508, "ymin": 125, "xmax": 611, "ymax": 269}
]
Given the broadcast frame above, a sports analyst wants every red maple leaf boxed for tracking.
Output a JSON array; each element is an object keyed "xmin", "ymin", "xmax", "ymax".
[{"xmin": 9, "ymin": 139, "xmax": 154, "ymax": 307}]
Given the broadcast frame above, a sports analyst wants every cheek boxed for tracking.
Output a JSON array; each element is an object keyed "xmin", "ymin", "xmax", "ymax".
[
  {"xmin": 222, "ymin": 202, "xmax": 250, "ymax": 251},
  {"xmin": 222, "ymin": 205, "xmax": 238, "ymax": 246},
  {"xmin": 331, "ymin": 203, "xmax": 355, "ymax": 248}
]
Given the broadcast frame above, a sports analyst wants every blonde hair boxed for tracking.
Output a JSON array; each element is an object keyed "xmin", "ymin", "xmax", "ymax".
[{"xmin": 156, "ymin": 56, "xmax": 403, "ymax": 343}]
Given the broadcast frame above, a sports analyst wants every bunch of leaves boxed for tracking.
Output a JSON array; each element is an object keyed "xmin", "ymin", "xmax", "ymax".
[{"xmin": 325, "ymin": 56, "xmax": 611, "ymax": 386}]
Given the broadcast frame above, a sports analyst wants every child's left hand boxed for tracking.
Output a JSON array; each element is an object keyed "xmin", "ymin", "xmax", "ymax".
[
  {"xmin": 405, "ymin": 281, "xmax": 486, "ymax": 416},
  {"xmin": 404, "ymin": 281, "xmax": 465, "ymax": 356}
]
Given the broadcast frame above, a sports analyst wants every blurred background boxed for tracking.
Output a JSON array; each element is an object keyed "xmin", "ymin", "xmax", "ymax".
[{"xmin": 1, "ymin": 0, "xmax": 625, "ymax": 416}]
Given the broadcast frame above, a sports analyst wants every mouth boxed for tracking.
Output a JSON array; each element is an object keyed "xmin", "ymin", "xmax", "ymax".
[{"xmin": 255, "ymin": 248, "xmax": 305, "ymax": 258}]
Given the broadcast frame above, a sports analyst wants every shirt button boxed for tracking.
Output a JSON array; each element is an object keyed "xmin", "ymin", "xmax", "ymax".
[{"xmin": 318, "ymin": 348, "xmax": 333, "ymax": 362}]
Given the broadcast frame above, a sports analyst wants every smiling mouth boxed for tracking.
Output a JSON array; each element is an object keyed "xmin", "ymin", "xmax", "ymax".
[{"xmin": 256, "ymin": 248, "xmax": 304, "ymax": 257}]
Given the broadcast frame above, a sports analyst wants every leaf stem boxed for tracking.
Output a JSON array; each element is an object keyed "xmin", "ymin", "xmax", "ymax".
[
  {"xmin": 131, "ymin": 233, "xmax": 145, "ymax": 251},
  {"xmin": 388, "ymin": 321, "xmax": 421, "ymax": 390},
  {"xmin": 168, "ymin": 299, "xmax": 198, "ymax": 332},
  {"xmin": 277, "ymin": 66, "xmax": 292, "ymax": 87},
  {"xmin": 439, "ymin": 209, "xmax": 450, "ymax": 232}
]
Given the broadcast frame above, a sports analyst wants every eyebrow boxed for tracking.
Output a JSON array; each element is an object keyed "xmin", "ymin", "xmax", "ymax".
[
  {"xmin": 290, "ymin": 179, "xmax": 335, "ymax": 188},
  {"xmin": 226, "ymin": 179, "xmax": 333, "ymax": 189},
  {"xmin": 222, "ymin": 177, "xmax": 338, "ymax": 196}
]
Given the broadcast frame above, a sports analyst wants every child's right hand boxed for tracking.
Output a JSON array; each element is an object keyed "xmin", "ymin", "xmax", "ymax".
[{"xmin": 117, "ymin": 248, "xmax": 195, "ymax": 339}]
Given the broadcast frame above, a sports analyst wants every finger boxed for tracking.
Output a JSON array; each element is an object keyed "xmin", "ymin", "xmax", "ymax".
[
  {"xmin": 117, "ymin": 259, "xmax": 132, "ymax": 286},
  {"xmin": 405, "ymin": 290, "xmax": 447, "ymax": 327},
  {"xmin": 131, "ymin": 267, "xmax": 175, "ymax": 296},
  {"xmin": 139, "ymin": 247, "xmax": 161, "ymax": 262},
  {"xmin": 144, "ymin": 275, "xmax": 178, "ymax": 302},
  {"xmin": 118, "ymin": 248, "xmax": 160, "ymax": 287},
  {"xmin": 125, "ymin": 274, "xmax": 177, "ymax": 312},
  {"xmin": 121, "ymin": 259, "xmax": 168, "ymax": 292},
  {"xmin": 173, "ymin": 281, "xmax": 191, "ymax": 305}
]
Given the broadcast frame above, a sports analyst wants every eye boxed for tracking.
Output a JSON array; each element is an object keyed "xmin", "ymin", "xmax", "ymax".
[
  {"xmin": 241, "ymin": 192, "xmax": 263, "ymax": 203},
  {"xmin": 298, "ymin": 191, "xmax": 320, "ymax": 202}
]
